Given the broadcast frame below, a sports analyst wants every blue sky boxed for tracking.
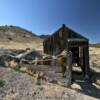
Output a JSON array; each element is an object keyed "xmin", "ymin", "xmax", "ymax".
[{"xmin": 0, "ymin": 0, "xmax": 100, "ymax": 43}]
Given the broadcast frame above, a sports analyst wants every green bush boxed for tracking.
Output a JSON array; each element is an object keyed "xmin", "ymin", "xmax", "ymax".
[{"xmin": 0, "ymin": 80, "xmax": 5, "ymax": 87}]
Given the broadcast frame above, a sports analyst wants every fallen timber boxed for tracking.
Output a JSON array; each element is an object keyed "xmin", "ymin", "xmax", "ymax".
[
  {"xmin": 0, "ymin": 48, "xmax": 88, "ymax": 86},
  {"xmin": 0, "ymin": 49, "xmax": 42, "ymax": 66},
  {"xmin": 0, "ymin": 48, "xmax": 74, "ymax": 86}
]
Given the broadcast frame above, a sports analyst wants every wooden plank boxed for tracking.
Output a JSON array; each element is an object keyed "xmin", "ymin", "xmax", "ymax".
[{"xmin": 84, "ymin": 44, "xmax": 90, "ymax": 79}]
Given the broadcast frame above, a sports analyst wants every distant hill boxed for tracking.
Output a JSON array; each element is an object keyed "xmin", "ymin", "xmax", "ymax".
[
  {"xmin": 0, "ymin": 25, "xmax": 43, "ymax": 50},
  {"xmin": 39, "ymin": 34, "xmax": 50, "ymax": 40},
  {"xmin": 0, "ymin": 25, "xmax": 42, "ymax": 43},
  {"xmin": 90, "ymin": 43, "xmax": 100, "ymax": 48}
]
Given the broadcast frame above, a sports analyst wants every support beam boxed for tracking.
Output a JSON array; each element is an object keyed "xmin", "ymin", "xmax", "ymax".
[
  {"xmin": 65, "ymin": 51, "xmax": 72, "ymax": 86},
  {"xmin": 84, "ymin": 44, "xmax": 90, "ymax": 79},
  {"xmin": 79, "ymin": 46, "xmax": 85, "ymax": 74}
]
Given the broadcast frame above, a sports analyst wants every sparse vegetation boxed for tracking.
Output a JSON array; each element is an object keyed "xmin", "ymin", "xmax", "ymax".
[
  {"xmin": 90, "ymin": 44, "xmax": 100, "ymax": 48},
  {"xmin": 9, "ymin": 60, "xmax": 20, "ymax": 71},
  {"xmin": 0, "ymin": 80, "xmax": 5, "ymax": 87}
]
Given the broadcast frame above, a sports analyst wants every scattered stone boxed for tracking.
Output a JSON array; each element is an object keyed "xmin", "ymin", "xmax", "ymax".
[
  {"xmin": 71, "ymin": 83, "xmax": 82, "ymax": 92},
  {"xmin": 95, "ymin": 79, "xmax": 100, "ymax": 86}
]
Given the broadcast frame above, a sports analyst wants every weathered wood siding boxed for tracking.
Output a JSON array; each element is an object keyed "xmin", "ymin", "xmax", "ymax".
[
  {"xmin": 43, "ymin": 24, "xmax": 90, "ymax": 81},
  {"xmin": 43, "ymin": 24, "xmax": 88, "ymax": 55}
]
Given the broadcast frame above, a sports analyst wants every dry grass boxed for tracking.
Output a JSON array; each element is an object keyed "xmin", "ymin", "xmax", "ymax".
[
  {"xmin": 19, "ymin": 64, "xmax": 48, "ymax": 81},
  {"xmin": 0, "ymin": 42, "xmax": 43, "ymax": 51}
]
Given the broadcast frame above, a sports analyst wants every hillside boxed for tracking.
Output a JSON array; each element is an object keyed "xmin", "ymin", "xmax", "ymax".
[
  {"xmin": 39, "ymin": 34, "xmax": 50, "ymax": 40},
  {"xmin": 90, "ymin": 43, "xmax": 100, "ymax": 48},
  {"xmin": 0, "ymin": 25, "xmax": 43, "ymax": 50}
]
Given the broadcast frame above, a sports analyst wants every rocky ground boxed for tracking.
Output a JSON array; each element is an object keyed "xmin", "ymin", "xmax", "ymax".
[
  {"xmin": 0, "ymin": 47, "xmax": 100, "ymax": 100},
  {"xmin": 0, "ymin": 25, "xmax": 43, "ymax": 51},
  {"xmin": 0, "ymin": 67, "xmax": 98, "ymax": 100}
]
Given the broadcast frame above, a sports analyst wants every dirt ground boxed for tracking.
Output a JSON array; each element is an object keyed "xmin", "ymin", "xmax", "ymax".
[
  {"xmin": 0, "ymin": 67, "xmax": 98, "ymax": 100},
  {"xmin": 0, "ymin": 44, "xmax": 100, "ymax": 100},
  {"xmin": 0, "ymin": 42, "xmax": 43, "ymax": 51}
]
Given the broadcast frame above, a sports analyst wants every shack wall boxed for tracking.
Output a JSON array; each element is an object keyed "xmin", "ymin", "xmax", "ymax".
[{"xmin": 43, "ymin": 25, "xmax": 88, "ymax": 55}]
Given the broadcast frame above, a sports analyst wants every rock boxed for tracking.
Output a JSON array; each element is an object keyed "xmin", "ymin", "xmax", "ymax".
[
  {"xmin": 71, "ymin": 83, "xmax": 82, "ymax": 92},
  {"xmin": 95, "ymin": 79, "xmax": 100, "ymax": 86}
]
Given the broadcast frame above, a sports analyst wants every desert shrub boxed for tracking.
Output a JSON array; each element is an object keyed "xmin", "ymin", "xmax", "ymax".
[
  {"xmin": 9, "ymin": 60, "xmax": 20, "ymax": 71},
  {"xmin": 13, "ymin": 66, "xmax": 20, "ymax": 71},
  {"xmin": 0, "ymin": 80, "xmax": 5, "ymax": 87}
]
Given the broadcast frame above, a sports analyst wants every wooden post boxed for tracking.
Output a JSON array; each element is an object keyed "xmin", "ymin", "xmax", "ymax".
[
  {"xmin": 34, "ymin": 57, "xmax": 38, "ymax": 65},
  {"xmin": 65, "ymin": 51, "xmax": 72, "ymax": 86},
  {"xmin": 79, "ymin": 46, "xmax": 83, "ymax": 64},
  {"xmin": 79, "ymin": 46, "xmax": 85, "ymax": 73},
  {"xmin": 84, "ymin": 43, "xmax": 90, "ymax": 79}
]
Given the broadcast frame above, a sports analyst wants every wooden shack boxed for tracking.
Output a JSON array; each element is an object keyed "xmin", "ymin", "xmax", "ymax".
[{"xmin": 43, "ymin": 24, "xmax": 90, "ymax": 85}]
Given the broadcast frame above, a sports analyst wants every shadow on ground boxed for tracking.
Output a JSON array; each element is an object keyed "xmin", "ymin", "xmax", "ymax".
[{"xmin": 75, "ymin": 71, "xmax": 100, "ymax": 99}]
